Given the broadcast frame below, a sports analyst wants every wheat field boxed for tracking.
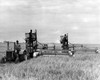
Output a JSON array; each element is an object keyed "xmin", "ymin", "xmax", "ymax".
[
  {"xmin": 0, "ymin": 43, "xmax": 100, "ymax": 80},
  {"xmin": 0, "ymin": 53, "xmax": 100, "ymax": 80}
]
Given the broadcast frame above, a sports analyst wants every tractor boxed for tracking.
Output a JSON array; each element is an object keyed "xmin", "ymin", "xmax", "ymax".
[
  {"xmin": 0, "ymin": 29, "xmax": 39, "ymax": 63},
  {"xmin": 0, "ymin": 41, "xmax": 26, "ymax": 63}
]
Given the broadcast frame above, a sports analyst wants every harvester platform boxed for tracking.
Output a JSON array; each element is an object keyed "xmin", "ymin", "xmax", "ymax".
[{"xmin": 38, "ymin": 49, "xmax": 74, "ymax": 56}]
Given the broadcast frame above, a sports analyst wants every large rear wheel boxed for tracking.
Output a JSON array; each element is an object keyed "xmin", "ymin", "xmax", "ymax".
[{"xmin": 0, "ymin": 57, "xmax": 6, "ymax": 63}]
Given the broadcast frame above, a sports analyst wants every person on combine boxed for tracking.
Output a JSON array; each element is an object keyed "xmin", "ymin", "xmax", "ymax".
[
  {"xmin": 29, "ymin": 29, "xmax": 33, "ymax": 43},
  {"xmin": 63, "ymin": 34, "xmax": 68, "ymax": 49},
  {"xmin": 14, "ymin": 40, "xmax": 21, "ymax": 61}
]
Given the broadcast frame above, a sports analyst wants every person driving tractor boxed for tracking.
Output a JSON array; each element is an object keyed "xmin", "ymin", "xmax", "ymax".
[{"xmin": 14, "ymin": 40, "xmax": 21, "ymax": 61}]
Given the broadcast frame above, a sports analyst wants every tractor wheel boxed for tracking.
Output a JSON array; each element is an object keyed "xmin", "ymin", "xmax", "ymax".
[
  {"xmin": 15, "ymin": 57, "xmax": 20, "ymax": 63},
  {"xmin": 0, "ymin": 57, "xmax": 6, "ymax": 63}
]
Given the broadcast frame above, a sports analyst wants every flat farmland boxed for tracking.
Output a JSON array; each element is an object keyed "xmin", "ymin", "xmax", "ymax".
[{"xmin": 0, "ymin": 43, "xmax": 100, "ymax": 80}]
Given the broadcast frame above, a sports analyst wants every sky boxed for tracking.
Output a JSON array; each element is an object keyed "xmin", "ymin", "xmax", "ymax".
[{"xmin": 0, "ymin": 0, "xmax": 100, "ymax": 44}]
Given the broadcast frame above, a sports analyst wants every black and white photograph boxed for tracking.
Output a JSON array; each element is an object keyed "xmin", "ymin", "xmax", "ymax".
[{"xmin": 0, "ymin": 0, "xmax": 100, "ymax": 80}]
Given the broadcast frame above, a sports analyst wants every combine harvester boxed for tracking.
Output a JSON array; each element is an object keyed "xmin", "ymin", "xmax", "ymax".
[
  {"xmin": 0, "ymin": 29, "xmax": 75, "ymax": 63},
  {"xmin": 0, "ymin": 29, "xmax": 38, "ymax": 63},
  {"xmin": 39, "ymin": 33, "xmax": 75, "ymax": 56}
]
